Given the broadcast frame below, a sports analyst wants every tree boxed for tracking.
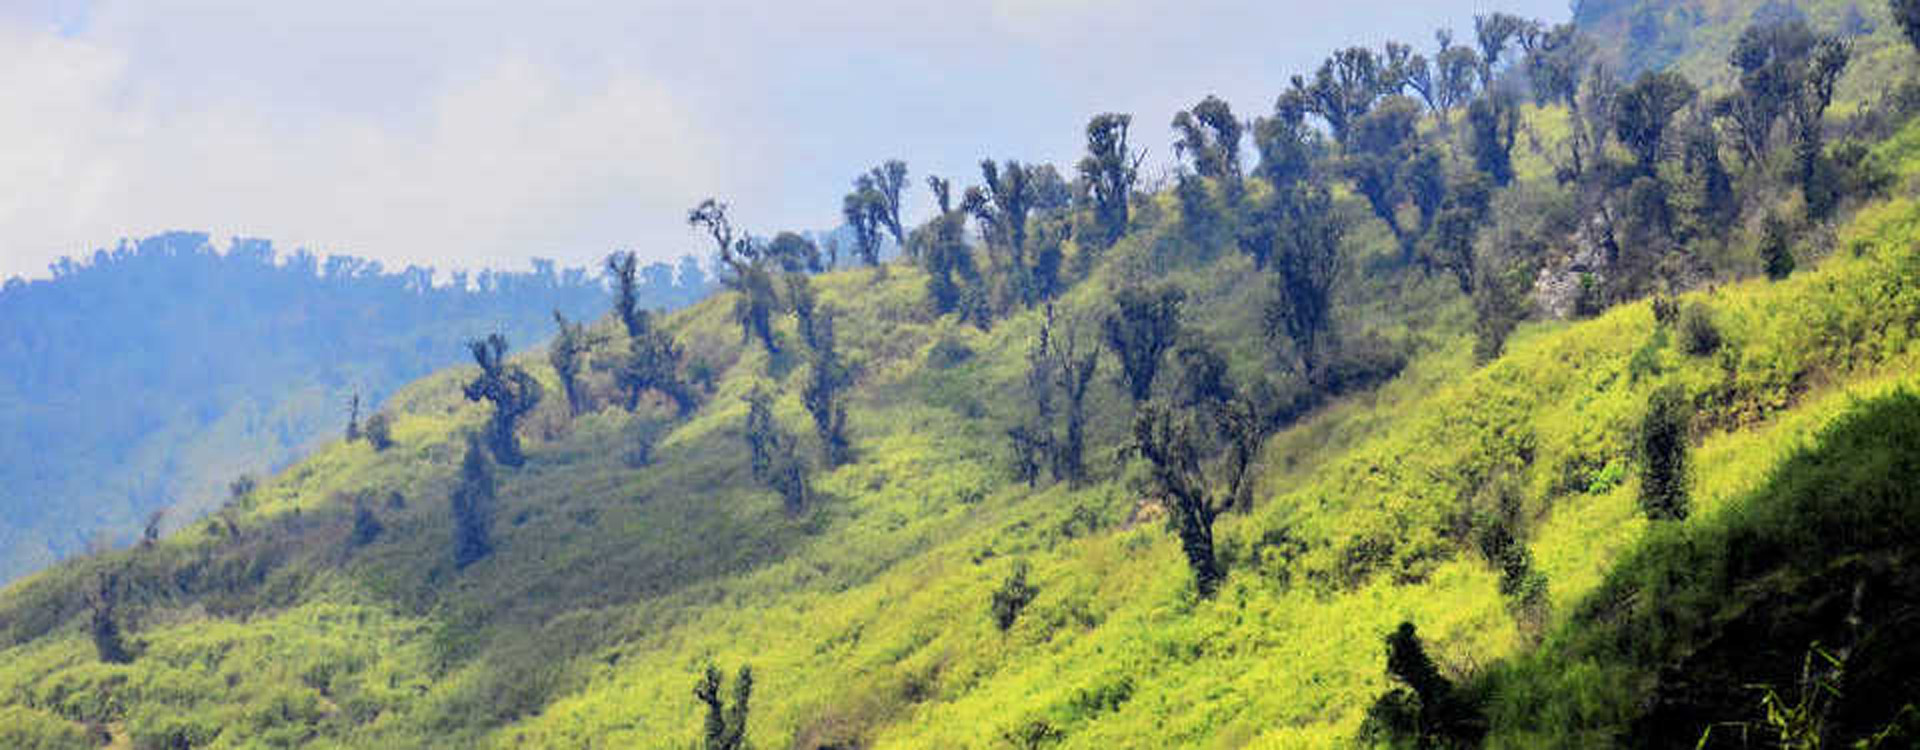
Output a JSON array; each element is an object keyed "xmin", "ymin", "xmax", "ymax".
[
  {"xmin": 690, "ymin": 200, "xmax": 782, "ymax": 354},
  {"xmin": 1340, "ymin": 96, "xmax": 1434, "ymax": 264},
  {"xmin": 1761, "ymin": 212, "xmax": 1797, "ymax": 280},
  {"xmin": 1717, "ymin": 20, "xmax": 1845, "ymax": 172},
  {"xmin": 843, "ymin": 177, "xmax": 887, "ymax": 268},
  {"xmin": 599, "ymin": 255, "xmax": 706, "ymax": 420},
  {"xmin": 1255, "ymin": 183, "xmax": 1343, "ymax": 372},
  {"xmin": 1294, "ymin": 46, "xmax": 1387, "ymax": 144},
  {"xmin": 549, "ymin": 310, "xmax": 597, "ymax": 417},
  {"xmin": 1104, "ymin": 285, "xmax": 1185, "ymax": 404},
  {"xmin": 350, "ymin": 495, "xmax": 383, "ymax": 547},
  {"xmin": 1638, "ymin": 383, "xmax": 1691, "ymax": 521},
  {"xmin": 451, "ymin": 434, "xmax": 495, "ymax": 568},
  {"xmin": 965, "ymin": 159, "xmax": 1048, "ymax": 309},
  {"xmin": 1252, "ymin": 90, "xmax": 1318, "ymax": 191},
  {"xmin": 614, "ymin": 322, "xmax": 698, "ymax": 417},
  {"xmin": 1466, "ymin": 90, "xmax": 1520, "ymax": 186},
  {"xmin": 604, "ymin": 253, "xmax": 697, "ymax": 416},
  {"xmin": 462, "ymin": 333, "xmax": 542, "ymax": 467},
  {"xmin": 1425, "ymin": 171, "xmax": 1493, "ymax": 296},
  {"xmin": 1522, "ymin": 22, "xmax": 1590, "ymax": 111},
  {"xmin": 913, "ymin": 175, "xmax": 982, "ymax": 318},
  {"xmin": 1473, "ymin": 12, "xmax": 1536, "ymax": 86},
  {"xmin": 1432, "ymin": 30, "xmax": 1482, "ymax": 118},
  {"xmin": 1013, "ymin": 305, "xmax": 1102, "ymax": 487},
  {"xmin": 1048, "ymin": 316, "xmax": 1100, "ymax": 487},
  {"xmin": 695, "ymin": 663, "xmax": 752, "ymax": 750},
  {"xmin": 743, "ymin": 386, "xmax": 811, "ymax": 515},
  {"xmin": 1078, "ymin": 113, "xmax": 1142, "ymax": 249},
  {"xmin": 866, "ymin": 160, "xmax": 910, "ymax": 252},
  {"xmin": 1676, "ymin": 109, "xmax": 1738, "ymax": 236},
  {"xmin": 1129, "ymin": 400, "xmax": 1260, "ymax": 597},
  {"xmin": 364, "ymin": 411, "xmax": 395, "ymax": 451},
  {"xmin": 1171, "ymin": 95, "xmax": 1245, "ymax": 198},
  {"xmin": 88, "ymin": 569, "xmax": 132, "ymax": 664},
  {"xmin": 1363, "ymin": 622, "xmax": 1486, "ymax": 746},
  {"xmin": 345, "ymin": 392, "xmax": 362, "ymax": 442},
  {"xmin": 799, "ymin": 306, "xmax": 851, "ymax": 468},
  {"xmin": 1613, "ymin": 70, "xmax": 1697, "ymax": 174},
  {"xmin": 764, "ymin": 231, "xmax": 822, "ymax": 274},
  {"xmin": 1897, "ymin": 0, "xmax": 1920, "ymax": 52},
  {"xmin": 606, "ymin": 251, "xmax": 645, "ymax": 339},
  {"xmin": 990, "ymin": 560, "xmax": 1039, "ymax": 631}
]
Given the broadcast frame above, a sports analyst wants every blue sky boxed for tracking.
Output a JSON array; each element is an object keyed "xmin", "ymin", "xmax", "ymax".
[{"xmin": 0, "ymin": 0, "xmax": 1568, "ymax": 281}]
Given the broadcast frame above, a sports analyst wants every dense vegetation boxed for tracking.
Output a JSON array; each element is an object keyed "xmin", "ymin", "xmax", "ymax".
[
  {"xmin": 3, "ymin": 1, "xmax": 1920, "ymax": 747},
  {"xmin": 0, "ymin": 234, "xmax": 711, "ymax": 582}
]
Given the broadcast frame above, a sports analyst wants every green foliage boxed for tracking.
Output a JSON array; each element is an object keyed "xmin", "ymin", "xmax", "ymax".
[
  {"xmin": 800, "ymin": 307, "xmax": 852, "ymax": 468},
  {"xmin": 0, "ymin": 706, "xmax": 92, "ymax": 750},
  {"xmin": 1678, "ymin": 301, "xmax": 1723, "ymax": 356},
  {"xmin": 696, "ymin": 663, "xmax": 752, "ymax": 750},
  {"xmin": 1466, "ymin": 91, "xmax": 1519, "ymax": 186},
  {"xmin": 451, "ymin": 434, "xmax": 496, "ymax": 569},
  {"xmin": 743, "ymin": 386, "xmax": 811, "ymax": 515},
  {"xmin": 1614, "ymin": 69, "xmax": 1697, "ymax": 173},
  {"xmin": 364, "ymin": 411, "xmax": 396, "ymax": 451},
  {"xmin": 1482, "ymin": 390, "xmax": 1920, "ymax": 747},
  {"xmin": 463, "ymin": 333, "xmax": 542, "ymax": 467},
  {"xmin": 1364, "ymin": 621, "xmax": 1485, "ymax": 747},
  {"xmin": 86, "ymin": 569, "xmax": 131, "ymax": 665},
  {"xmin": 1763, "ymin": 212, "xmax": 1799, "ymax": 281},
  {"xmin": 350, "ymin": 494, "xmax": 384, "ymax": 548},
  {"xmin": 1103, "ymin": 285, "xmax": 1184, "ymax": 403},
  {"xmin": 1638, "ymin": 383, "xmax": 1692, "ymax": 521},
  {"xmin": 1079, "ymin": 113, "xmax": 1140, "ymax": 249},
  {"xmin": 0, "ymin": 232, "xmax": 647, "ymax": 583},
  {"xmin": 990, "ymin": 560, "xmax": 1040, "ymax": 631},
  {"xmin": 9, "ymin": 9, "xmax": 1920, "ymax": 750},
  {"xmin": 1171, "ymin": 95, "xmax": 1244, "ymax": 195},
  {"xmin": 549, "ymin": 310, "xmax": 597, "ymax": 417}
]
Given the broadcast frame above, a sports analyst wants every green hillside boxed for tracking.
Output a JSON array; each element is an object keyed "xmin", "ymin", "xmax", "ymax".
[{"xmin": 4, "ymin": 4, "xmax": 1920, "ymax": 749}]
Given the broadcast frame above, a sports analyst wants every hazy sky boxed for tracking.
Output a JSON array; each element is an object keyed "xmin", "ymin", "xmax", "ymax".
[{"xmin": 0, "ymin": 0, "xmax": 1568, "ymax": 281}]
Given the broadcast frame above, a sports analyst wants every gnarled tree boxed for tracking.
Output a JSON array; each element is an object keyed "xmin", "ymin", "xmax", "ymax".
[
  {"xmin": 463, "ymin": 333, "xmax": 542, "ymax": 467},
  {"xmin": 1078, "ymin": 113, "xmax": 1142, "ymax": 249},
  {"xmin": 1104, "ymin": 285, "xmax": 1185, "ymax": 404},
  {"xmin": 695, "ymin": 663, "xmax": 752, "ymax": 750}
]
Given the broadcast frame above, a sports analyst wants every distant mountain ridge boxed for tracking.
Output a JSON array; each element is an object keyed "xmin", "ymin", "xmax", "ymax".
[{"xmin": 0, "ymin": 231, "xmax": 713, "ymax": 582}]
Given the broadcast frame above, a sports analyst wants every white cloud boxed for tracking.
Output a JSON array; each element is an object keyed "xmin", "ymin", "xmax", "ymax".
[{"xmin": 0, "ymin": 0, "xmax": 1570, "ymax": 281}]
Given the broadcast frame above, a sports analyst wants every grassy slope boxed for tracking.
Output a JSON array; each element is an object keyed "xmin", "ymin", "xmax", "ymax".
[{"xmin": 4, "ymin": 84, "xmax": 1920, "ymax": 750}]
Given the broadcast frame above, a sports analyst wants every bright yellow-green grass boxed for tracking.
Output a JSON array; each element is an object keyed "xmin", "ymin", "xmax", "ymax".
[{"xmin": 4, "ymin": 120, "xmax": 1920, "ymax": 750}]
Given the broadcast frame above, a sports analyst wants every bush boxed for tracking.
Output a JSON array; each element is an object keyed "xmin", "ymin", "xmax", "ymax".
[
  {"xmin": 990, "ymin": 560, "xmax": 1039, "ymax": 631},
  {"xmin": 0, "ymin": 706, "xmax": 93, "ymax": 750},
  {"xmin": 1761, "ymin": 214, "xmax": 1796, "ymax": 281},
  {"xmin": 363, "ymin": 412, "xmax": 394, "ymax": 451},
  {"xmin": 1638, "ymin": 384, "xmax": 1692, "ymax": 521},
  {"xmin": 1677, "ymin": 302, "xmax": 1722, "ymax": 356}
]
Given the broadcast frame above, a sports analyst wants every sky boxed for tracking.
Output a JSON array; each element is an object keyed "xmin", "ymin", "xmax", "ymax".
[{"xmin": 0, "ymin": 0, "xmax": 1569, "ymax": 282}]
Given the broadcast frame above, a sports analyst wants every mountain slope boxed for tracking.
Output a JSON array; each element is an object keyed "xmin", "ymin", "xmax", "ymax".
[
  {"xmin": 0, "ymin": 235, "xmax": 712, "ymax": 582},
  {"xmin": 4, "ymin": 8, "xmax": 1920, "ymax": 749}
]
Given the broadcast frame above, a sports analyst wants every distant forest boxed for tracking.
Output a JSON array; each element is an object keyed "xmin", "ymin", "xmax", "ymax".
[{"xmin": 0, "ymin": 231, "xmax": 712, "ymax": 582}]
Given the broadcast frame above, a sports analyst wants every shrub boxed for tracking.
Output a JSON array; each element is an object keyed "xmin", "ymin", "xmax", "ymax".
[
  {"xmin": 990, "ymin": 560, "xmax": 1039, "ymax": 631},
  {"xmin": 451, "ymin": 435, "xmax": 496, "ymax": 568},
  {"xmin": 1678, "ymin": 302, "xmax": 1722, "ymax": 356},
  {"xmin": 1638, "ymin": 383, "xmax": 1692, "ymax": 521},
  {"xmin": 1761, "ymin": 213, "xmax": 1796, "ymax": 281},
  {"xmin": 350, "ymin": 499, "xmax": 383, "ymax": 548},
  {"xmin": 363, "ymin": 412, "xmax": 395, "ymax": 451},
  {"xmin": 1361, "ymin": 622, "xmax": 1486, "ymax": 746}
]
